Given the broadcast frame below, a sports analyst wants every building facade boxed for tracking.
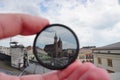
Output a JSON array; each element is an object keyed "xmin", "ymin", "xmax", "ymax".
[
  {"xmin": 93, "ymin": 42, "xmax": 120, "ymax": 73},
  {"xmin": 0, "ymin": 46, "xmax": 10, "ymax": 55},
  {"xmin": 10, "ymin": 42, "xmax": 25, "ymax": 68},
  {"xmin": 78, "ymin": 46, "xmax": 95, "ymax": 63}
]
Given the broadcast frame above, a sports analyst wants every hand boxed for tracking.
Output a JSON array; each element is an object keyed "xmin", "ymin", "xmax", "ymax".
[
  {"xmin": 40, "ymin": 60, "xmax": 110, "ymax": 80},
  {"xmin": 0, "ymin": 13, "xmax": 49, "ymax": 39},
  {"xmin": 0, "ymin": 14, "xmax": 110, "ymax": 80},
  {"xmin": 0, "ymin": 60, "xmax": 110, "ymax": 80}
]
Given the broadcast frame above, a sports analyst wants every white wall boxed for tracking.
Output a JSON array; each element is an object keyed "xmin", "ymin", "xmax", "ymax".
[
  {"xmin": 94, "ymin": 53, "xmax": 120, "ymax": 72},
  {"xmin": 11, "ymin": 48, "xmax": 24, "ymax": 68}
]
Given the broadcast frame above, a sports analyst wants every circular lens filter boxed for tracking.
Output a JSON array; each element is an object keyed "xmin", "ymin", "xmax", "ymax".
[{"xmin": 33, "ymin": 24, "xmax": 79, "ymax": 70}]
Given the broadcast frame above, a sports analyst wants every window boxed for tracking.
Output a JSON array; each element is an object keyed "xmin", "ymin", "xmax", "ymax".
[
  {"xmin": 107, "ymin": 59, "xmax": 112, "ymax": 67},
  {"xmin": 98, "ymin": 57, "xmax": 102, "ymax": 64}
]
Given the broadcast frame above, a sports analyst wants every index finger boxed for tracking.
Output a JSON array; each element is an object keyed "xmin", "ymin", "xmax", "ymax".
[{"xmin": 0, "ymin": 14, "xmax": 49, "ymax": 39}]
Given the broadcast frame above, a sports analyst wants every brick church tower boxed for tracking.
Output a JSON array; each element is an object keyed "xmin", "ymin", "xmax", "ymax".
[{"xmin": 44, "ymin": 33, "xmax": 62, "ymax": 58}]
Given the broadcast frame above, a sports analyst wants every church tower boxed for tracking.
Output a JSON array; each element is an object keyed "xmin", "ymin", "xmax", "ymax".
[
  {"xmin": 54, "ymin": 33, "xmax": 58, "ymax": 44},
  {"xmin": 44, "ymin": 33, "xmax": 63, "ymax": 58},
  {"xmin": 58, "ymin": 38, "xmax": 62, "ymax": 49},
  {"xmin": 58, "ymin": 38, "xmax": 62, "ymax": 57},
  {"xmin": 54, "ymin": 33, "xmax": 58, "ymax": 57}
]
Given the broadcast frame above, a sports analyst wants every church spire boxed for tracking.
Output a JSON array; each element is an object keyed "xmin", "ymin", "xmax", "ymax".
[
  {"xmin": 58, "ymin": 37, "xmax": 62, "ymax": 43},
  {"xmin": 54, "ymin": 33, "xmax": 58, "ymax": 44},
  {"xmin": 58, "ymin": 37, "xmax": 62, "ymax": 48}
]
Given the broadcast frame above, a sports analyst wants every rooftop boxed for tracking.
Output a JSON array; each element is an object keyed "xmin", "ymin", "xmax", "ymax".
[
  {"xmin": 0, "ymin": 60, "xmax": 22, "ymax": 75},
  {"xmin": 94, "ymin": 42, "xmax": 120, "ymax": 50}
]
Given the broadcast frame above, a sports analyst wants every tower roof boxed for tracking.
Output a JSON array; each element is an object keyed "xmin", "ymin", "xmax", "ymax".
[
  {"xmin": 54, "ymin": 33, "xmax": 58, "ymax": 39},
  {"xmin": 58, "ymin": 37, "xmax": 62, "ymax": 43}
]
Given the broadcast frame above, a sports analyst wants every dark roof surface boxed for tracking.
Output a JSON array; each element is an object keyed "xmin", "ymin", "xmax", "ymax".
[
  {"xmin": 44, "ymin": 44, "xmax": 54, "ymax": 49},
  {"xmin": 94, "ymin": 42, "xmax": 120, "ymax": 50}
]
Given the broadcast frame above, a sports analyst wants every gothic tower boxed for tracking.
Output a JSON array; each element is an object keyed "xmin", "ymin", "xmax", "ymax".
[
  {"xmin": 58, "ymin": 38, "xmax": 62, "ymax": 57},
  {"xmin": 54, "ymin": 33, "xmax": 58, "ymax": 43},
  {"xmin": 58, "ymin": 38, "xmax": 62, "ymax": 49},
  {"xmin": 54, "ymin": 33, "xmax": 58, "ymax": 57}
]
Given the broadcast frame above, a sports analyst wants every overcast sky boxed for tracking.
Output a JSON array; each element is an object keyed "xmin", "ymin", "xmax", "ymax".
[{"xmin": 0, "ymin": 0, "xmax": 120, "ymax": 48}]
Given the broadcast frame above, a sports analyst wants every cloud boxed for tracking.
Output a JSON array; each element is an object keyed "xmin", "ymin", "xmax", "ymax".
[{"xmin": 0, "ymin": 0, "xmax": 120, "ymax": 48}]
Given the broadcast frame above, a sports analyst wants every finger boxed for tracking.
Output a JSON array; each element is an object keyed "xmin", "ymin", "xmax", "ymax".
[
  {"xmin": 58, "ymin": 60, "xmax": 82, "ymax": 80},
  {"xmin": 79, "ymin": 67, "xmax": 110, "ymax": 80},
  {"xmin": 41, "ymin": 60, "xmax": 82, "ymax": 80},
  {"xmin": 67, "ymin": 62, "xmax": 95, "ymax": 80},
  {"xmin": 0, "ymin": 73, "xmax": 19, "ymax": 80},
  {"xmin": 20, "ymin": 74, "xmax": 43, "ymax": 80},
  {"xmin": 41, "ymin": 71, "xmax": 59, "ymax": 80},
  {"xmin": 0, "ymin": 14, "xmax": 49, "ymax": 39}
]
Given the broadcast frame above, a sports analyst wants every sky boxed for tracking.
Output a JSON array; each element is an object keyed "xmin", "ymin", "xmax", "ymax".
[{"xmin": 0, "ymin": 0, "xmax": 120, "ymax": 48}]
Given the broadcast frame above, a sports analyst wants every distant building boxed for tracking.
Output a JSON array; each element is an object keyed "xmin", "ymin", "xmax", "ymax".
[
  {"xmin": 0, "ymin": 46, "xmax": 11, "ymax": 64},
  {"xmin": 0, "ymin": 46, "xmax": 10, "ymax": 55},
  {"xmin": 44, "ymin": 34, "xmax": 62, "ymax": 58},
  {"xmin": 10, "ymin": 42, "xmax": 24, "ymax": 68},
  {"xmin": 78, "ymin": 46, "xmax": 95, "ymax": 63},
  {"xmin": 26, "ymin": 46, "xmax": 35, "ymax": 61},
  {"xmin": 93, "ymin": 42, "xmax": 120, "ymax": 73}
]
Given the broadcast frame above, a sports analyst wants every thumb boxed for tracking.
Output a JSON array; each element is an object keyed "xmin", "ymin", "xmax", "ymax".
[
  {"xmin": 57, "ymin": 60, "xmax": 81, "ymax": 80},
  {"xmin": 42, "ymin": 60, "xmax": 81, "ymax": 80}
]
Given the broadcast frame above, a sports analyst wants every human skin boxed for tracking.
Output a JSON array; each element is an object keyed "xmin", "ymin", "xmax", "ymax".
[{"xmin": 0, "ymin": 14, "xmax": 110, "ymax": 80}]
